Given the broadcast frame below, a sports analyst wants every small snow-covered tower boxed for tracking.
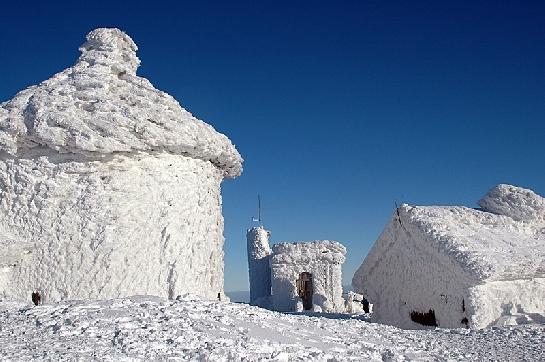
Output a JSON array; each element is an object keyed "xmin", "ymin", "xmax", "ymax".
[
  {"xmin": 246, "ymin": 223, "xmax": 347, "ymax": 313},
  {"xmin": 246, "ymin": 226, "xmax": 272, "ymax": 306},
  {"xmin": 270, "ymin": 241, "xmax": 346, "ymax": 312}
]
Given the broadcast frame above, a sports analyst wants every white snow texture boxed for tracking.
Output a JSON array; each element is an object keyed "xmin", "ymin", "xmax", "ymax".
[
  {"xmin": 353, "ymin": 184, "xmax": 545, "ymax": 329},
  {"xmin": 0, "ymin": 28, "xmax": 242, "ymax": 177},
  {"xmin": 0, "ymin": 28, "xmax": 242, "ymax": 302},
  {"xmin": 2, "ymin": 296, "xmax": 544, "ymax": 361}
]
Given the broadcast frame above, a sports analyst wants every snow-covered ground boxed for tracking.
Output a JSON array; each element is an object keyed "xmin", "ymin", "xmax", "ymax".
[{"xmin": 1, "ymin": 296, "xmax": 543, "ymax": 361}]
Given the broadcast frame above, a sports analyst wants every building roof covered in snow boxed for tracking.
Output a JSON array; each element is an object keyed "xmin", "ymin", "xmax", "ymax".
[
  {"xmin": 271, "ymin": 240, "xmax": 346, "ymax": 265},
  {"xmin": 359, "ymin": 184, "xmax": 545, "ymax": 284},
  {"xmin": 0, "ymin": 28, "xmax": 242, "ymax": 178}
]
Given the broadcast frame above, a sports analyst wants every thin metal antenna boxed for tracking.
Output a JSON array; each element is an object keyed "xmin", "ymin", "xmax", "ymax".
[
  {"xmin": 252, "ymin": 194, "xmax": 263, "ymax": 226},
  {"xmin": 258, "ymin": 194, "xmax": 261, "ymax": 225}
]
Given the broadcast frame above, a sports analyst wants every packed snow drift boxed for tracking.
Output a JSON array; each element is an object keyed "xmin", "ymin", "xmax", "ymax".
[
  {"xmin": 0, "ymin": 28, "xmax": 242, "ymax": 303},
  {"xmin": 353, "ymin": 184, "xmax": 545, "ymax": 329}
]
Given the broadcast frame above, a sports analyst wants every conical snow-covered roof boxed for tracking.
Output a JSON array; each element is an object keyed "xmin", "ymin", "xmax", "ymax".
[{"xmin": 0, "ymin": 28, "xmax": 242, "ymax": 178}]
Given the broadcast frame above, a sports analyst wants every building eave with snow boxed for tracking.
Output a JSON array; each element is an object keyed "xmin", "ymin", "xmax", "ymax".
[
  {"xmin": 353, "ymin": 184, "xmax": 545, "ymax": 329},
  {"xmin": 0, "ymin": 28, "xmax": 242, "ymax": 303}
]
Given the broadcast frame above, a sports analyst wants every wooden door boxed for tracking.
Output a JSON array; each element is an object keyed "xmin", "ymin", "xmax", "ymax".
[{"xmin": 297, "ymin": 272, "xmax": 313, "ymax": 310}]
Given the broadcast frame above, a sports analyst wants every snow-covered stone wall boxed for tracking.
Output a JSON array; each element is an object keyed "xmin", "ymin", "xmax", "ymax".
[
  {"xmin": 246, "ymin": 226, "xmax": 272, "ymax": 306},
  {"xmin": 0, "ymin": 152, "xmax": 227, "ymax": 302},
  {"xmin": 270, "ymin": 241, "xmax": 346, "ymax": 313}
]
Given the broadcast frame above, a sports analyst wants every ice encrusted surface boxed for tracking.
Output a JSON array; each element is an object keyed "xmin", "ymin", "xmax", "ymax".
[
  {"xmin": 478, "ymin": 184, "xmax": 545, "ymax": 225},
  {"xmin": 353, "ymin": 184, "xmax": 545, "ymax": 329},
  {"xmin": 0, "ymin": 28, "xmax": 242, "ymax": 178},
  {"xmin": 0, "ymin": 153, "xmax": 227, "ymax": 301},
  {"xmin": 270, "ymin": 241, "xmax": 346, "ymax": 312},
  {"xmin": 271, "ymin": 240, "xmax": 346, "ymax": 264},
  {"xmin": 246, "ymin": 226, "xmax": 272, "ymax": 305},
  {"xmin": 396, "ymin": 204, "xmax": 545, "ymax": 281}
]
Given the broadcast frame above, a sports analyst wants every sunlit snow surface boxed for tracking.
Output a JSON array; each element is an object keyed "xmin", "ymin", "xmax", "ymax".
[{"xmin": 0, "ymin": 296, "xmax": 543, "ymax": 361}]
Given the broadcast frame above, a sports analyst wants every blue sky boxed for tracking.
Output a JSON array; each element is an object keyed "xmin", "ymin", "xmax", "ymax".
[{"xmin": 1, "ymin": 1, "xmax": 544, "ymax": 291}]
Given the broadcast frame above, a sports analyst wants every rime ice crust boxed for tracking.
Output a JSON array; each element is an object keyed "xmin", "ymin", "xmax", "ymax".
[
  {"xmin": 0, "ymin": 154, "xmax": 227, "ymax": 301},
  {"xmin": 0, "ymin": 28, "xmax": 242, "ymax": 178},
  {"xmin": 246, "ymin": 227, "xmax": 272, "ymax": 306},
  {"xmin": 478, "ymin": 184, "xmax": 545, "ymax": 225},
  {"xmin": 353, "ymin": 184, "xmax": 545, "ymax": 329},
  {"xmin": 0, "ymin": 28, "xmax": 241, "ymax": 302}
]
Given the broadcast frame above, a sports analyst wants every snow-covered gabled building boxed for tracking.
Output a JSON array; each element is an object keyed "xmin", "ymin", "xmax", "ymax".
[
  {"xmin": 0, "ymin": 28, "xmax": 242, "ymax": 303},
  {"xmin": 353, "ymin": 184, "xmax": 545, "ymax": 329},
  {"xmin": 247, "ymin": 226, "xmax": 346, "ymax": 313}
]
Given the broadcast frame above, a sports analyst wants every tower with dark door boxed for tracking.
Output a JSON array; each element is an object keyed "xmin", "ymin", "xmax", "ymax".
[{"xmin": 269, "ymin": 240, "xmax": 346, "ymax": 312}]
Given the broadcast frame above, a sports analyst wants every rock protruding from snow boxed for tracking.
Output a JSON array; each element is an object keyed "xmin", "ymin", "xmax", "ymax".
[
  {"xmin": 246, "ymin": 226, "xmax": 272, "ymax": 306},
  {"xmin": 0, "ymin": 28, "xmax": 242, "ymax": 178},
  {"xmin": 478, "ymin": 184, "xmax": 545, "ymax": 225}
]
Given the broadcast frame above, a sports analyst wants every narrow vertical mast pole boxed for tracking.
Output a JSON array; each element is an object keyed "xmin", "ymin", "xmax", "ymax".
[{"xmin": 258, "ymin": 194, "xmax": 262, "ymax": 226}]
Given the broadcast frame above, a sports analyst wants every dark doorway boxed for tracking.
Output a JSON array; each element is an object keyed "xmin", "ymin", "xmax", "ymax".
[
  {"xmin": 31, "ymin": 292, "xmax": 41, "ymax": 306},
  {"xmin": 297, "ymin": 272, "xmax": 313, "ymax": 310}
]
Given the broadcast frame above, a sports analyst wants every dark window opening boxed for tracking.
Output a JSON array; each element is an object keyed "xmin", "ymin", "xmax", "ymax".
[
  {"xmin": 410, "ymin": 309, "xmax": 437, "ymax": 327},
  {"xmin": 461, "ymin": 317, "xmax": 469, "ymax": 327}
]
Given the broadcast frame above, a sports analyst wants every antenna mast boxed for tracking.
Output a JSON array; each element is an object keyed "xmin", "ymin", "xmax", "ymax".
[
  {"xmin": 257, "ymin": 194, "xmax": 262, "ymax": 226},
  {"xmin": 252, "ymin": 194, "xmax": 263, "ymax": 226}
]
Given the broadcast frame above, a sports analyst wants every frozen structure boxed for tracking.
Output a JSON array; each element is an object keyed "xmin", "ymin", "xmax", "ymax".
[
  {"xmin": 353, "ymin": 184, "xmax": 545, "ymax": 329},
  {"xmin": 247, "ymin": 226, "xmax": 346, "ymax": 312},
  {"xmin": 0, "ymin": 28, "xmax": 242, "ymax": 303},
  {"xmin": 246, "ymin": 226, "xmax": 272, "ymax": 306}
]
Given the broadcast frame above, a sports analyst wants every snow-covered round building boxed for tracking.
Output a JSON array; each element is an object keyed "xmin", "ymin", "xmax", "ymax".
[
  {"xmin": 247, "ymin": 226, "xmax": 346, "ymax": 312},
  {"xmin": 0, "ymin": 28, "xmax": 242, "ymax": 303},
  {"xmin": 353, "ymin": 184, "xmax": 545, "ymax": 329}
]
